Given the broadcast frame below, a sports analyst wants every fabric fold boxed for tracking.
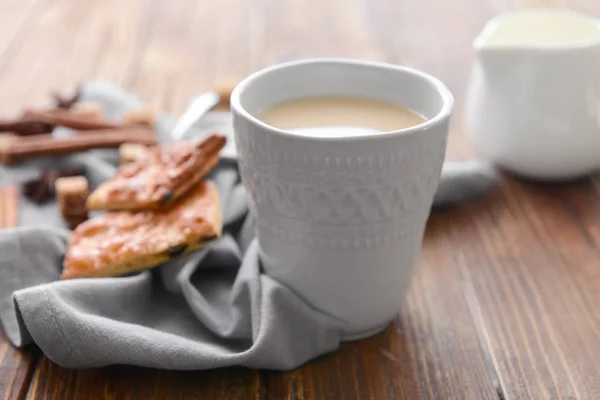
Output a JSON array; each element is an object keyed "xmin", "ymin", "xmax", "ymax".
[{"xmin": 2, "ymin": 229, "xmax": 341, "ymax": 370}]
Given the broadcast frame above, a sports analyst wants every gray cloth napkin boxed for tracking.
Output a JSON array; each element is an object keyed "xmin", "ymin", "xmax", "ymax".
[{"xmin": 0, "ymin": 81, "xmax": 498, "ymax": 370}]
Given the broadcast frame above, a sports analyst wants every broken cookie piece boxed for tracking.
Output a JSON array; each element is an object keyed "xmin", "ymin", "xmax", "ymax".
[
  {"xmin": 86, "ymin": 134, "xmax": 226, "ymax": 211},
  {"xmin": 61, "ymin": 180, "xmax": 221, "ymax": 279}
]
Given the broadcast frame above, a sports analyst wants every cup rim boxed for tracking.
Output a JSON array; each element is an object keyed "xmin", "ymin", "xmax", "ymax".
[{"xmin": 230, "ymin": 58, "xmax": 454, "ymax": 142}]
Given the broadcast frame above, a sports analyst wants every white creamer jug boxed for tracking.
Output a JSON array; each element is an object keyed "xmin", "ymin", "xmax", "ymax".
[{"xmin": 466, "ymin": 10, "xmax": 600, "ymax": 180}]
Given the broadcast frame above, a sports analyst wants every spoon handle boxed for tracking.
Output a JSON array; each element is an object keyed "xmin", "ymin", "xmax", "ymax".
[{"xmin": 171, "ymin": 92, "xmax": 220, "ymax": 141}]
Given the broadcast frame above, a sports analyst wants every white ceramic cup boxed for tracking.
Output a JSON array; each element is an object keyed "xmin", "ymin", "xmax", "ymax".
[{"xmin": 231, "ymin": 58, "xmax": 453, "ymax": 340}]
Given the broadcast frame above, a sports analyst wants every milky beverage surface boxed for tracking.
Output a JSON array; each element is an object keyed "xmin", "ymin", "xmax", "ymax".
[
  {"xmin": 257, "ymin": 95, "xmax": 425, "ymax": 138},
  {"xmin": 484, "ymin": 13, "xmax": 600, "ymax": 46}
]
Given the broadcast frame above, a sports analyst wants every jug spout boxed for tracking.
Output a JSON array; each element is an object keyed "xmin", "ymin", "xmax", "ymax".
[
  {"xmin": 473, "ymin": 17, "xmax": 501, "ymax": 52},
  {"xmin": 472, "ymin": 22, "xmax": 515, "ymax": 79}
]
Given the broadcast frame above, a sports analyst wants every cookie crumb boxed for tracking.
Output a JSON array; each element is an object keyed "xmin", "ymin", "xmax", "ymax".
[
  {"xmin": 119, "ymin": 142, "xmax": 148, "ymax": 165},
  {"xmin": 56, "ymin": 176, "xmax": 89, "ymax": 229},
  {"xmin": 123, "ymin": 107, "xmax": 156, "ymax": 127}
]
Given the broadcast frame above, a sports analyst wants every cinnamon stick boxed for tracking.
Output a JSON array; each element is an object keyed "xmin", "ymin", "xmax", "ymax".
[
  {"xmin": 0, "ymin": 128, "xmax": 156, "ymax": 165},
  {"xmin": 23, "ymin": 108, "xmax": 126, "ymax": 131},
  {"xmin": 0, "ymin": 108, "xmax": 121, "ymax": 136},
  {"xmin": 0, "ymin": 119, "xmax": 52, "ymax": 136}
]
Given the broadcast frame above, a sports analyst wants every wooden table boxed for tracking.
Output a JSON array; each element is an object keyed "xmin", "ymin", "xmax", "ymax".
[{"xmin": 1, "ymin": 0, "xmax": 599, "ymax": 398}]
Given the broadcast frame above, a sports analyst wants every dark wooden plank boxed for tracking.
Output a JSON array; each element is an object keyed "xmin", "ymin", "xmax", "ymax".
[
  {"xmin": 0, "ymin": 186, "xmax": 39, "ymax": 400},
  {"xmin": 0, "ymin": 0, "xmax": 149, "ymax": 112},
  {"xmin": 445, "ymin": 176, "xmax": 600, "ymax": 399},
  {"xmin": 0, "ymin": 332, "xmax": 38, "ymax": 400},
  {"xmin": 26, "ymin": 358, "xmax": 263, "ymax": 400},
  {"xmin": 129, "ymin": 0, "xmax": 253, "ymax": 113}
]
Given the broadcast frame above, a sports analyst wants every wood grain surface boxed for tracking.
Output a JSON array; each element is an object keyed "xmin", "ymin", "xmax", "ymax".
[
  {"xmin": 0, "ymin": 186, "xmax": 38, "ymax": 400},
  {"xmin": 1, "ymin": 0, "xmax": 600, "ymax": 399},
  {"xmin": 26, "ymin": 359, "xmax": 263, "ymax": 400}
]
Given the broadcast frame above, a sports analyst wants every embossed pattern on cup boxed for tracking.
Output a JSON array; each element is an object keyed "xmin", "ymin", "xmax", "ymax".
[
  {"xmin": 231, "ymin": 59, "xmax": 453, "ymax": 339},
  {"xmin": 236, "ymin": 126, "xmax": 447, "ymax": 248}
]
